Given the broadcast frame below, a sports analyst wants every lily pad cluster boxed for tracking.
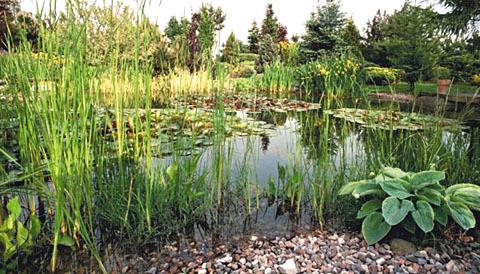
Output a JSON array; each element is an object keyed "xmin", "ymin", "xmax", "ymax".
[
  {"xmin": 171, "ymin": 95, "xmax": 321, "ymax": 113},
  {"xmin": 326, "ymin": 108, "xmax": 466, "ymax": 131},
  {"xmin": 99, "ymin": 108, "xmax": 276, "ymax": 155}
]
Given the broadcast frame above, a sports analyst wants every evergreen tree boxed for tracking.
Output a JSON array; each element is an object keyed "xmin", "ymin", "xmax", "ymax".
[
  {"xmin": 299, "ymin": 0, "xmax": 346, "ymax": 63},
  {"xmin": 256, "ymin": 34, "xmax": 278, "ymax": 72},
  {"xmin": 362, "ymin": 10, "xmax": 390, "ymax": 67},
  {"xmin": 247, "ymin": 21, "xmax": 260, "ymax": 53},
  {"xmin": 340, "ymin": 18, "xmax": 361, "ymax": 51},
  {"xmin": 261, "ymin": 4, "xmax": 279, "ymax": 39},
  {"xmin": 222, "ymin": 32, "xmax": 240, "ymax": 65},
  {"xmin": 164, "ymin": 16, "xmax": 189, "ymax": 42},
  {"xmin": 383, "ymin": 4, "xmax": 441, "ymax": 91}
]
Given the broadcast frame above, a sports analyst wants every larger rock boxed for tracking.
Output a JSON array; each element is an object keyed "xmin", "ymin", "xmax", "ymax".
[
  {"xmin": 390, "ymin": 239, "xmax": 416, "ymax": 256},
  {"xmin": 278, "ymin": 258, "xmax": 298, "ymax": 274}
]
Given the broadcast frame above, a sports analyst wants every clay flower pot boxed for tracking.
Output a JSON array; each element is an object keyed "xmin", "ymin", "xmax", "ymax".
[{"xmin": 437, "ymin": 79, "xmax": 452, "ymax": 95}]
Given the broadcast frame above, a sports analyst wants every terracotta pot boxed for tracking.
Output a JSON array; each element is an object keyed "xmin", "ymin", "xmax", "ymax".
[{"xmin": 437, "ymin": 79, "xmax": 451, "ymax": 95}]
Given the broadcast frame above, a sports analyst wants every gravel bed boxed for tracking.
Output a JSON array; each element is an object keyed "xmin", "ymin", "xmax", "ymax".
[{"xmin": 103, "ymin": 230, "xmax": 480, "ymax": 274}]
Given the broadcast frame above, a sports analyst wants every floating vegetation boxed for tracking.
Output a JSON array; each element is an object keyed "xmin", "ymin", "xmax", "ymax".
[
  {"xmin": 172, "ymin": 95, "xmax": 321, "ymax": 114},
  {"xmin": 326, "ymin": 108, "xmax": 467, "ymax": 131},
  {"xmin": 98, "ymin": 108, "xmax": 277, "ymax": 156}
]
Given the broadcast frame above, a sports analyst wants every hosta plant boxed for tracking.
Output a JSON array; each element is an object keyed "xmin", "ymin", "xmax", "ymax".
[{"xmin": 340, "ymin": 167, "xmax": 480, "ymax": 245}]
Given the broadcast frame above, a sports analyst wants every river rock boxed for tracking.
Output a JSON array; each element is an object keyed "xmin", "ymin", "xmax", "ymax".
[
  {"xmin": 390, "ymin": 239, "xmax": 416, "ymax": 256},
  {"xmin": 278, "ymin": 258, "xmax": 298, "ymax": 274}
]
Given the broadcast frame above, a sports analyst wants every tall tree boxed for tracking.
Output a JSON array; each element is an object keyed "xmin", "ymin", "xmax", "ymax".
[
  {"xmin": 340, "ymin": 18, "xmax": 361, "ymax": 51},
  {"xmin": 197, "ymin": 4, "xmax": 225, "ymax": 64},
  {"xmin": 362, "ymin": 10, "xmax": 390, "ymax": 67},
  {"xmin": 261, "ymin": 4, "xmax": 279, "ymax": 39},
  {"xmin": 0, "ymin": 0, "xmax": 19, "ymax": 49},
  {"xmin": 299, "ymin": 0, "xmax": 346, "ymax": 63},
  {"xmin": 256, "ymin": 34, "xmax": 278, "ymax": 72},
  {"xmin": 437, "ymin": 0, "xmax": 480, "ymax": 34},
  {"xmin": 222, "ymin": 32, "xmax": 240, "ymax": 65},
  {"xmin": 164, "ymin": 16, "xmax": 189, "ymax": 42},
  {"xmin": 383, "ymin": 3, "xmax": 441, "ymax": 91},
  {"xmin": 247, "ymin": 21, "xmax": 260, "ymax": 53}
]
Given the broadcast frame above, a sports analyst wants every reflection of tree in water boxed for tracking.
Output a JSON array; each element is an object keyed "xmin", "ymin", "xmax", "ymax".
[
  {"xmin": 261, "ymin": 135, "xmax": 270, "ymax": 152},
  {"xmin": 297, "ymin": 111, "xmax": 353, "ymax": 161}
]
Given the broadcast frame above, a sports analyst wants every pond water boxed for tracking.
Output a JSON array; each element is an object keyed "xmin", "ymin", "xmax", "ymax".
[{"xmin": 142, "ymin": 98, "xmax": 480, "ymax": 245}]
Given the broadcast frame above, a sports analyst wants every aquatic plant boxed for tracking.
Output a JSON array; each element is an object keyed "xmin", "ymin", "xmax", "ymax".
[{"xmin": 326, "ymin": 108, "xmax": 466, "ymax": 131}]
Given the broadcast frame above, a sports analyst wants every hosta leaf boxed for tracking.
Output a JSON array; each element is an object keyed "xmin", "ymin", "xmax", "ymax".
[
  {"xmin": 380, "ymin": 179, "xmax": 413, "ymax": 199},
  {"xmin": 381, "ymin": 167, "xmax": 408, "ymax": 179},
  {"xmin": 416, "ymin": 188, "xmax": 442, "ymax": 206},
  {"xmin": 445, "ymin": 183, "xmax": 480, "ymax": 196},
  {"xmin": 447, "ymin": 201, "xmax": 476, "ymax": 230},
  {"xmin": 357, "ymin": 199, "xmax": 382, "ymax": 219},
  {"xmin": 6, "ymin": 197, "xmax": 21, "ymax": 220},
  {"xmin": 434, "ymin": 205, "xmax": 448, "ymax": 226},
  {"xmin": 401, "ymin": 214, "xmax": 416, "ymax": 234},
  {"xmin": 410, "ymin": 171, "xmax": 445, "ymax": 189},
  {"xmin": 353, "ymin": 182, "xmax": 383, "ymax": 198},
  {"xmin": 362, "ymin": 212, "xmax": 391, "ymax": 245},
  {"xmin": 411, "ymin": 200, "xmax": 435, "ymax": 233},
  {"xmin": 382, "ymin": 197, "xmax": 414, "ymax": 225},
  {"xmin": 339, "ymin": 180, "xmax": 370, "ymax": 195},
  {"xmin": 451, "ymin": 188, "xmax": 480, "ymax": 211}
]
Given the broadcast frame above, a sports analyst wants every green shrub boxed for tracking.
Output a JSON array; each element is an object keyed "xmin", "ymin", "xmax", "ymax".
[
  {"xmin": 340, "ymin": 167, "xmax": 480, "ymax": 245},
  {"xmin": 234, "ymin": 64, "xmax": 256, "ymax": 78},
  {"xmin": 433, "ymin": 66, "xmax": 451, "ymax": 80},
  {"xmin": 239, "ymin": 53, "xmax": 258, "ymax": 63},
  {"xmin": 364, "ymin": 67, "xmax": 403, "ymax": 85}
]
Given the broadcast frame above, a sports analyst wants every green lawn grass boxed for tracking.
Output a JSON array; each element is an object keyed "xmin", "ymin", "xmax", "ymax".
[{"xmin": 367, "ymin": 82, "xmax": 479, "ymax": 95}]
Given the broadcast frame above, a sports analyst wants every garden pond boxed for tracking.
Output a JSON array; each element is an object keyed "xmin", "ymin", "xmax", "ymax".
[{"xmin": 1, "ymin": 94, "xmax": 479, "ymax": 248}]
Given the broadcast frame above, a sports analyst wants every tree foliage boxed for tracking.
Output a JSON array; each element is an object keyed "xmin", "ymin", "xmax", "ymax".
[
  {"xmin": 0, "ymin": 0, "xmax": 19, "ymax": 49},
  {"xmin": 299, "ymin": 0, "xmax": 346, "ymax": 63},
  {"xmin": 164, "ymin": 16, "xmax": 189, "ymax": 42},
  {"xmin": 247, "ymin": 21, "xmax": 260, "ymax": 54},
  {"xmin": 437, "ymin": 0, "xmax": 480, "ymax": 34},
  {"xmin": 222, "ymin": 32, "xmax": 240, "ymax": 65},
  {"xmin": 362, "ymin": 10, "xmax": 390, "ymax": 67},
  {"xmin": 382, "ymin": 4, "xmax": 441, "ymax": 91},
  {"xmin": 256, "ymin": 34, "xmax": 278, "ymax": 72},
  {"xmin": 340, "ymin": 18, "xmax": 361, "ymax": 52}
]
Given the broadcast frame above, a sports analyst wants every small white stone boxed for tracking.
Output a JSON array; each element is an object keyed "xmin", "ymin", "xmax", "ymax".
[
  {"xmin": 264, "ymin": 267, "xmax": 272, "ymax": 274},
  {"xmin": 279, "ymin": 258, "xmax": 298, "ymax": 274},
  {"xmin": 376, "ymin": 258, "xmax": 386, "ymax": 265},
  {"xmin": 216, "ymin": 254, "xmax": 233, "ymax": 264}
]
